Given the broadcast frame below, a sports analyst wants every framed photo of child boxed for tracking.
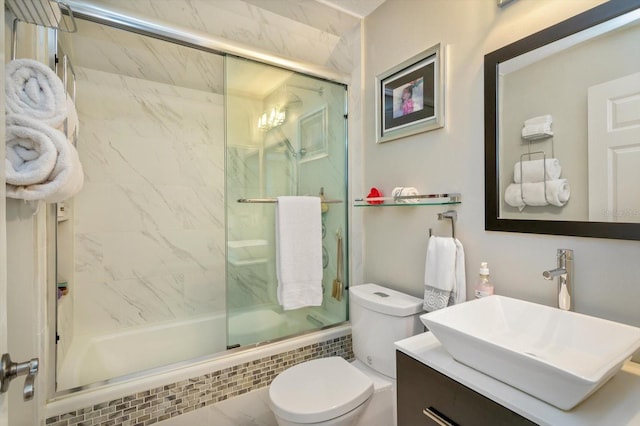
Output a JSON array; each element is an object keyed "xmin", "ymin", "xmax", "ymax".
[{"xmin": 375, "ymin": 43, "xmax": 444, "ymax": 143}]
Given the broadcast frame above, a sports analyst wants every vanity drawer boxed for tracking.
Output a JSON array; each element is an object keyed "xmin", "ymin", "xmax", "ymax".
[{"xmin": 396, "ymin": 351, "xmax": 537, "ymax": 426}]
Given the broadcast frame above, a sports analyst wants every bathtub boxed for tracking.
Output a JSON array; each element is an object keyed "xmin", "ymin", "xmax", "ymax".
[
  {"xmin": 228, "ymin": 306, "xmax": 337, "ymax": 346},
  {"xmin": 57, "ymin": 313, "xmax": 227, "ymax": 390},
  {"xmin": 47, "ymin": 322, "xmax": 352, "ymax": 421},
  {"xmin": 57, "ymin": 307, "xmax": 341, "ymax": 390}
]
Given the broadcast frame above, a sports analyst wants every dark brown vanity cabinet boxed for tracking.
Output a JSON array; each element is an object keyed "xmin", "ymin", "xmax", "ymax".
[{"xmin": 396, "ymin": 351, "xmax": 537, "ymax": 426}]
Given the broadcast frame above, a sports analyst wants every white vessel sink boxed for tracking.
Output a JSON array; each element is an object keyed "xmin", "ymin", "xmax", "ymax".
[{"xmin": 420, "ymin": 295, "xmax": 640, "ymax": 410}]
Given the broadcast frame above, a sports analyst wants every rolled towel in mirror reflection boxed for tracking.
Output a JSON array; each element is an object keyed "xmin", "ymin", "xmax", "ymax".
[
  {"xmin": 505, "ymin": 179, "xmax": 571, "ymax": 211},
  {"xmin": 514, "ymin": 158, "xmax": 561, "ymax": 183},
  {"xmin": 521, "ymin": 114, "xmax": 553, "ymax": 140}
]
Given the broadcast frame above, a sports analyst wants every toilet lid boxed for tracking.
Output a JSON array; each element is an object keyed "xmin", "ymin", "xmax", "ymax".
[{"xmin": 269, "ymin": 357, "xmax": 374, "ymax": 424}]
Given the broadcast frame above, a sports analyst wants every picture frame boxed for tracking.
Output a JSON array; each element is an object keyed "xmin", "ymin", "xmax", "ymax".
[
  {"xmin": 375, "ymin": 43, "xmax": 444, "ymax": 143},
  {"xmin": 298, "ymin": 106, "xmax": 328, "ymax": 162}
]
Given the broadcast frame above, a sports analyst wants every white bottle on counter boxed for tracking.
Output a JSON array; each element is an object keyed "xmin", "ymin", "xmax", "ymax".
[{"xmin": 475, "ymin": 262, "xmax": 494, "ymax": 299}]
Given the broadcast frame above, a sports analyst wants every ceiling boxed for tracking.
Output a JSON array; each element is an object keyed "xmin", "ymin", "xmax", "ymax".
[{"xmin": 315, "ymin": 0, "xmax": 387, "ymax": 18}]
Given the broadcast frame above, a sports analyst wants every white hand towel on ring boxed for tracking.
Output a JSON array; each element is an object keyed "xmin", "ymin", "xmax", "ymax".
[{"xmin": 423, "ymin": 236, "xmax": 466, "ymax": 311}]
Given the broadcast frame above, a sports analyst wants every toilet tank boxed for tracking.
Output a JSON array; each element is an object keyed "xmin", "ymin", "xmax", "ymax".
[{"xmin": 349, "ymin": 283, "xmax": 424, "ymax": 378}]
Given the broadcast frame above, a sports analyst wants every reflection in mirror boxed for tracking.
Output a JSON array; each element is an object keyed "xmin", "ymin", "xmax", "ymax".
[{"xmin": 485, "ymin": 0, "xmax": 640, "ymax": 239}]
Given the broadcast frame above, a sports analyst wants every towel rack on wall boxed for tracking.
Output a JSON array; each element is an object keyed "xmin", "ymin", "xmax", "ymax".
[
  {"xmin": 429, "ymin": 210, "xmax": 457, "ymax": 238},
  {"xmin": 6, "ymin": 0, "xmax": 78, "ymax": 33},
  {"xmin": 8, "ymin": 5, "xmax": 79, "ymax": 143},
  {"xmin": 9, "ymin": 2, "xmax": 78, "ymax": 101},
  {"xmin": 56, "ymin": 46, "xmax": 77, "ymax": 103},
  {"xmin": 238, "ymin": 197, "xmax": 342, "ymax": 204},
  {"xmin": 519, "ymin": 150, "xmax": 549, "ymax": 204},
  {"xmin": 354, "ymin": 192, "xmax": 461, "ymax": 207}
]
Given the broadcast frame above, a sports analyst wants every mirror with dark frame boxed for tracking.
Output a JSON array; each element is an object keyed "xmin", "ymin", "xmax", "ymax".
[{"xmin": 485, "ymin": 0, "xmax": 640, "ymax": 240}]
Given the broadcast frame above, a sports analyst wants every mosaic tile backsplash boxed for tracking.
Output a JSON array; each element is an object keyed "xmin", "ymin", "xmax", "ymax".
[{"xmin": 47, "ymin": 334, "xmax": 353, "ymax": 426}]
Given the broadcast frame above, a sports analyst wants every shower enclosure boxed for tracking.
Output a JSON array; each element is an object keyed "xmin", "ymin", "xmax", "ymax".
[
  {"xmin": 54, "ymin": 15, "xmax": 348, "ymax": 392},
  {"xmin": 226, "ymin": 56, "xmax": 348, "ymax": 347}
]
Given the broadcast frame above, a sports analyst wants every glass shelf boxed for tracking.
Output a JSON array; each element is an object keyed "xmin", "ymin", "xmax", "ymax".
[{"xmin": 354, "ymin": 193, "xmax": 461, "ymax": 207}]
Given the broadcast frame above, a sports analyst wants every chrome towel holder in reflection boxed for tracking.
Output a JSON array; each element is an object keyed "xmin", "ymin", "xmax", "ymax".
[{"xmin": 428, "ymin": 210, "xmax": 457, "ymax": 238}]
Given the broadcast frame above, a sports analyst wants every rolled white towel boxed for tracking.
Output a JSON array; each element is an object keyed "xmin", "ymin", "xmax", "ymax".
[
  {"xmin": 392, "ymin": 187, "xmax": 404, "ymax": 198},
  {"xmin": 505, "ymin": 179, "xmax": 571, "ymax": 211},
  {"xmin": 514, "ymin": 158, "xmax": 561, "ymax": 183},
  {"xmin": 6, "ymin": 116, "xmax": 84, "ymax": 203},
  {"xmin": 522, "ymin": 115, "xmax": 553, "ymax": 140},
  {"xmin": 5, "ymin": 114, "xmax": 59, "ymax": 186},
  {"xmin": 5, "ymin": 58, "xmax": 67, "ymax": 128},
  {"xmin": 392, "ymin": 186, "xmax": 420, "ymax": 203}
]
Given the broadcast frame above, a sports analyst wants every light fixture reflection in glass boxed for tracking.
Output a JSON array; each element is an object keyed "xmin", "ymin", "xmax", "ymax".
[{"xmin": 257, "ymin": 106, "xmax": 286, "ymax": 131}]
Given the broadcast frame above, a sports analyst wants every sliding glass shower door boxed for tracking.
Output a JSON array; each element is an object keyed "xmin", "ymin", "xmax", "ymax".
[
  {"xmin": 53, "ymin": 15, "xmax": 348, "ymax": 394},
  {"xmin": 55, "ymin": 17, "xmax": 228, "ymax": 391},
  {"xmin": 225, "ymin": 57, "xmax": 349, "ymax": 347}
]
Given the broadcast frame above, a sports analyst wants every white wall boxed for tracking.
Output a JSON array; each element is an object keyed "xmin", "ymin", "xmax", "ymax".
[{"xmin": 362, "ymin": 0, "xmax": 640, "ymax": 330}]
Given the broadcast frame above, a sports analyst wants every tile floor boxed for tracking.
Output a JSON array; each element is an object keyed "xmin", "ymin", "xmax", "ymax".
[{"xmin": 157, "ymin": 387, "xmax": 277, "ymax": 426}]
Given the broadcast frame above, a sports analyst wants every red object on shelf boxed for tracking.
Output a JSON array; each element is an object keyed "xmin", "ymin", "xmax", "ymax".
[{"xmin": 366, "ymin": 187, "xmax": 383, "ymax": 204}]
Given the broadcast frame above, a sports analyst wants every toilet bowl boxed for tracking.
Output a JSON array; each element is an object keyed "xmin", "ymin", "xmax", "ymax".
[
  {"xmin": 268, "ymin": 284, "xmax": 424, "ymax": 426},
  {"xmin": 269, "ymin": 357, "xmax": 373, "ymax": 426}
]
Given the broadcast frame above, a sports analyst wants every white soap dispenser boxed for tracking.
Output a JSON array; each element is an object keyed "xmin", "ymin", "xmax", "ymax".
[{"xmin": 475, "ymin": 262, "xmax": 494, "ymax": 299}]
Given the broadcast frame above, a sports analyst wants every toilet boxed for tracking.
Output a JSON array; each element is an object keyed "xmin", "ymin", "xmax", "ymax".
[{"xmin": 269, "ymin": 283, "xmax": 424, "ymax": 426}]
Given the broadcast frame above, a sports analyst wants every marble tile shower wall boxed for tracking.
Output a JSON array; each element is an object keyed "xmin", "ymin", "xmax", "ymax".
[
  {"xmin": 90, "ymin": 0, "xmax": 358, "ymax": 74},
  {"xmin": 72, "ymin": 66, "xmax": 226, "ymax": 337},
  {"xmin": 84, "ymin": 0, "xmax": 365, "ymax": 316},
  {"xmin": 46, "ymin": 334, "xmax": 353, "ymax": 426}
]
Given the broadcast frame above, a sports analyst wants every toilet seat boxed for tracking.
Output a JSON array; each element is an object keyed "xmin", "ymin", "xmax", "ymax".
[{"xmin": 269, "ymin": 357, "xmax": 374, "ymax": 424}]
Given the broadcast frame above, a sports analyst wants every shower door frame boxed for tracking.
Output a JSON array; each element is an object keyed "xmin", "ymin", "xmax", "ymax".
[{"xmin": 49, "ymin": 2, "xmax": 351, "ymax": 399}]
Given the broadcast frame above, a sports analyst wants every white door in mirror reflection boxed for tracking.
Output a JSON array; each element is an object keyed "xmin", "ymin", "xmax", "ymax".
[{"xmin": 588, "ymin": 72, "xmax": 640, "ymax": 223}]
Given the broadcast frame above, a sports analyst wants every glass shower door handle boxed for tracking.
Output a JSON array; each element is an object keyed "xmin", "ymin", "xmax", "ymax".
[{"xmin": 0, "ymin": 353, "xmax": 39, "ymax": 400}]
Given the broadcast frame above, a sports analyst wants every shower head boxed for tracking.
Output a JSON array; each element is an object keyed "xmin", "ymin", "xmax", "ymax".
[
  {"xmin": 273, "ymin": 127, "xmax": 298, "ymax": 158},
  {"xmin": 280, "ymin": 137, "xmax": 298, "ymax": 158}
]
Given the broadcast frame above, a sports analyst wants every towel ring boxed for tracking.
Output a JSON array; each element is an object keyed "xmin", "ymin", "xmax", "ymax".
[{"xmin": 428, "ymin": 210, "xmax": 457, "ymax": 238}]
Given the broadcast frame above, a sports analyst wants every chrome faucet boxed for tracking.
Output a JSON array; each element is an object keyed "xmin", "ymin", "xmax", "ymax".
[{"xmin": 542, "ymin": 249, "xmax": 573, "ymax": 311}]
